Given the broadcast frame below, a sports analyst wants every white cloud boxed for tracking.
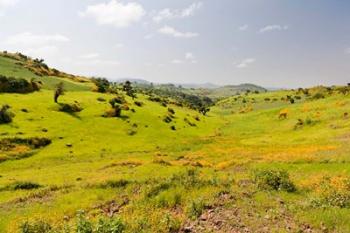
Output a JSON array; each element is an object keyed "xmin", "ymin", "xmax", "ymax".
[
  {"xmin": 144, "ymin": 34, "xmax": 153, "ymax": 40},
  {"xmin": 75, "ymin": 59, "xmax": 120, "ymax": 66},
  {"xmin": 259, "ymin": 25, "xmax": 288, "ymax": 33},
  {"xmin": 153, "ymin": 2, "xmax": 202, "ymax": 23},
  {"xmin": 158, "ymin": 26, "xmax": 198, "ymax": 38},
  {"xmin": 80, "ymin": 53, "xmax": 100, "ymax": 59},
  {"xmin": 80, "ymin": 0, "xmax": 145, "ymax": 28},
  {"xmin": 5, "ymin": 32, "xmax": 69, "ymax": 47},
  {"xmin": 236, "ymin": 58, "xmax": 256, "ymax": 69},
  {"xmin": 238, "ymin": 24, "xmax": 248, "ymax": 31},
  {"xmin": 114, "ymin": 43, "xmax": 124, "ymax": 49},
  {"xmin": 0, "ymin": 0, "xmax": 18, "ymax": 8},
  {"xmin": 171, "ymin": 59, "xmax": 183, "ymax": 64},
  {"xmin": 24, "ymin": 46, "xmax": 59, "ymax": 58},
  {"xmin": 172, "ymin": 53, "xmax": 197, "ymax": 64}
]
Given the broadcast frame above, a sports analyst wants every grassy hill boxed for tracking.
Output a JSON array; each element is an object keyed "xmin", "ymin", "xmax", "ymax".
[
  {"xmin": 1, "ymin": 54, "xmax": 350, "ymax": 232},
  {"xmin": 0, "ymin": 52, "xmax": 93, "ymax": 91}
]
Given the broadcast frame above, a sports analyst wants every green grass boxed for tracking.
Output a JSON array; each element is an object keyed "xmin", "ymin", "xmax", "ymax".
[{"xmin": 0, "ymin": 69, "xmax": 350, "ymax": 232}]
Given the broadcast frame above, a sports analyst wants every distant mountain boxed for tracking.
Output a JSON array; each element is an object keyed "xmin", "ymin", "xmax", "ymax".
[{"xmin": 115, "ymin": 78, "xmax": 151, "ymax": 85}]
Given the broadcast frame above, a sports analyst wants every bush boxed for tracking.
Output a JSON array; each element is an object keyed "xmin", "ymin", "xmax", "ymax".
[
  {"xmin": 163, "ymin": 115, "xmax": 172, "ymax": 123},
  {"xmin": 20, "ymin": 220, "xmax": 52, "ymax": 233},
  {"xmin": 109, "ymin": 96, "xmax": 126, "ymax": 107},
  {"xmin": 100, "ymin": 179, "xmax": 129, "ymax": 189},
  {"xmin": 95, "ymin": 218, "xmax": 125, "ymax": 233},
  {"xmin": 97, "ymin": 97, "xmax": 106, "ymax": 102},
  {"xmin": 253, "ymin": 169, "xmax": 296, "ymax": 192},
  {"xmin": 59, "ymin": 103, "xmax": 83, "ymax": 113},
  {"xmin": 134, "ymin": 101, "xmax": 143, "ymax": 107},
  {"xmin": 187, "ymin": 199, "xmax": 205, "ymax": 219},
  {"xmin": 312, "ymin": 92, "xmax": 325, "ymax": 100},
  {"xmin": 0, "ymin": 75, "xmax": 41, "ymax": 93},
  {"xmin": 168, "ymin": 108, "xmax": 175, "ymax": 115},
  {"xmin": 0, "ymin": 105, "xmax": 14, "ymax": 124},
  {"xmin": 12, "ymin": 181, "xmax": 42, "ymax": 190}
]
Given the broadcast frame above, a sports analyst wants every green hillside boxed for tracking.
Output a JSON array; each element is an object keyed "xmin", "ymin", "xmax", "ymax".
[
  {"xmin": 0, "ymin": 55, "xmax": 350, "ymax": 232},
  {"xmin": 0, "ymin": 52, "xmax": 93, "ymax": 91}
]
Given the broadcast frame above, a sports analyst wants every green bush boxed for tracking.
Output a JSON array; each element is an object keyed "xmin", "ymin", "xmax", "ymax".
[
  {"xmin": 0, "ymin": 105, "xmax": 14, "ymax": 124},
  {"xmin": 0, "ymin": 75, "xmax": 41, "ymax": 93},
  {"xmin": 59, "ymin": 103, "xmax": 83, "ymax": 113},
  {"xmin": 20, "ymin": 220, "xmax": 52, "ymax": 233},
  {"xmin": 253, "ymin": 169, "xmax": 296, "ymax": 192},
  {"xmin": 95, "ymin": 218, "xmax": 125, "ymax": 233},
  {"xmin": 187, "ymin": 199, "xmax": 205, "ymax": 219},
  {"xmin": 12, "ymin": 181, "xmax": 42, "ymax": 190}
]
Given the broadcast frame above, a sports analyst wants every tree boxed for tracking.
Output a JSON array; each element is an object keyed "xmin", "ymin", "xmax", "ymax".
[
  {"xmin": 123, "ymin": 81, "xmax": 136, "ymax": 99},
  {"xmin": 54, "ymin": 82, "xmax": 65, "ymax": 103},
  {"xmin": 199, "ymin": 106, "xmax": 210, "ymax": 116}
]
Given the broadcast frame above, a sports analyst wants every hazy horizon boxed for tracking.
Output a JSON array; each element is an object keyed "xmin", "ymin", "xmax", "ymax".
[{"xmin": 1, "ymin": 0, "xmax": 350, "ymax": 88}]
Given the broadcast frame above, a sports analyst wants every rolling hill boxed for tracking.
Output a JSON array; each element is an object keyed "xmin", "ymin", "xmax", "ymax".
[{"xmin": 0, "ymin": 53, "xmax": 350, "ymax": 232}]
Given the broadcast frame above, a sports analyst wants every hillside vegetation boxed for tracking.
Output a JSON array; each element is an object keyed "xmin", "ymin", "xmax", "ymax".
[{"xmin": 1, "ymin": 53, "xmax": 350, "ymax": 232}]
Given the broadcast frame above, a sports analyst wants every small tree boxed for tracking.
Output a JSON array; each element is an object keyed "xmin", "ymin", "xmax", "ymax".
[
  {"xmin": 199, "ymin": 106, "xmax": 210, "ymax": 116},
  {"xmin": 0, "ymin": 105, "xmax": 14, "ymax": 124},
  {"xmin": 54, "ymin": 82, "xmax": 65, "ymax": 103},
  {"xmin": 123, "ymin": 81, "xmax": 136, "ymax": 99}
]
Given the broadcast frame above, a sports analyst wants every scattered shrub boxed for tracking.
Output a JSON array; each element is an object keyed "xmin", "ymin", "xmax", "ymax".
[
  {"xmin": 312, "ymin": 92, "xmax": 325, "ymax": 100},
  {"xmin": 0, "ymin": 105, "xmax": 14, "ymax": 124},
  {"xmin": 97, "ymin": 97, "xmax": 106, "ymax": 102},
  {"xmin": 170, "ymin": 126, "xmax": 176, "ymax": 131},
  {"xmin": 187, "ymin": 199, "xmax": 205, "ymax": 219},
  {"xmin": 100, "ymin": 179, "xmax": 129, "ymax": 189},
  {"xmin": 253, "ymin": 169, "xmax": 296, "ymax": 192},
  {"xmin": 12, "ymin": 181, "xmax": 42, "ymax": 190},
  {"xmin": 163, "ymin": 115, "xmax": 172, "ymax": 123},
  {"xmin": 168, "ymin": 108, "xmax": 175, "ymax": 115},
  {"xmin": 134, "ymin": 101, "xmax": 143, "ymax": 107},
  {"xmin": 20, "ymin": 220, "xmax": 52, "ymax": 233},
  {"xmin": 95, "ymin": 217, "xmax": 125, "ymax": 233},
  {"xmin": 0, "ymin": 75, "xmax": 41, "ymax": 93},
  {"xmin": 59, "ymin": 103, "xmax": 83, "ymax": 113}
]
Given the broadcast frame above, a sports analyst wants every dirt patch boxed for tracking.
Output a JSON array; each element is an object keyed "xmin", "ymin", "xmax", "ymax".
[{"xmin": 181, "ymin": 193, "xmax": 321, "ymax": 233}]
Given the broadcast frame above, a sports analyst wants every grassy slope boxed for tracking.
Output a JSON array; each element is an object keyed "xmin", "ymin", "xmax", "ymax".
[
  {"xmin": 0, "ymin": 90, "xmax": 222, "ymax": 232},
  {"xmin": 1, "ymin": 57, "xmax": 350, "ymax": 231},
  {"xmin": 0, "ymin": 56, "xmax": 93, "ymax": 91}
]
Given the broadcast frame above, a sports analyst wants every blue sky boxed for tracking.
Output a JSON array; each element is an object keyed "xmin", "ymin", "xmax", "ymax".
[{"xmin": 0, "ymin": 0, "xmax": 349, "ymax": 87}]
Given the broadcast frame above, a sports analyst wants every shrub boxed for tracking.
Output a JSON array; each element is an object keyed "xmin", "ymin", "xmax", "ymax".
[
  {"xmin": 253, "ymin": 169, "xmax": 296, "ymax": 192},
  {"xmin": 95, "ymin": 218, "xmax": 125, "ymax": 233},
  {"xmin": 12, "ymin": 181, "xmax": 42, "ymax": 190},
  {"xmin": 168, "ymin": 108, "xmax": 175, "ymax": 115},
  {"xmin": 92, "ymin": 78, "xmax": 110, "ymax": 93},
  {"xmin": 187, "ymin": 199, "xmax": 205, "ymax": 219},
  {"xmin": 76, "ymin": 211, "xmax": 93, "ymax": 233},
  {"xmin": 97, "ymin": 97, "xmax": 106, "ymax": 102},
  {"xmin": 163, "ymin": 115, "xmax": 172, "ymax": 123},
  {"xmin": 109, "ymin": 96, "xmax": 126, "ymax": 107},
  {"xmin": 134, "ymin": 101, "xmax": 143, "ymax": 107},
  {"xmin": 0, "ymin": 75, "xmax": 41, "ymax": 93},
  {"xmin": 312, "ymin": 92, "xmax": 325, "ymax": 100},
  {"xmin": 20, "ymin": 220, "xmax": 52, "ymax": 233},
  {"xmin": 59, "ymin": 103, "xmax": 83, "ymax": 113},
  {"xmin": 160, "ymin": 213, "xmax": 181, "ymax": 233},
  {"xmin": 0, "ymin": 105, "xmax": 14, "ymax": 124},
  {"xmin": 100, "ymin": 179, "xmax": 129, "ymax": 189}
]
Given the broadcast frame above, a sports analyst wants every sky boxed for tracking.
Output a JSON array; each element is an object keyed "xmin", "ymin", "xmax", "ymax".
[{"xmin": 0, "ymin": 0, "xmax": 350, "ymax": 88}]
